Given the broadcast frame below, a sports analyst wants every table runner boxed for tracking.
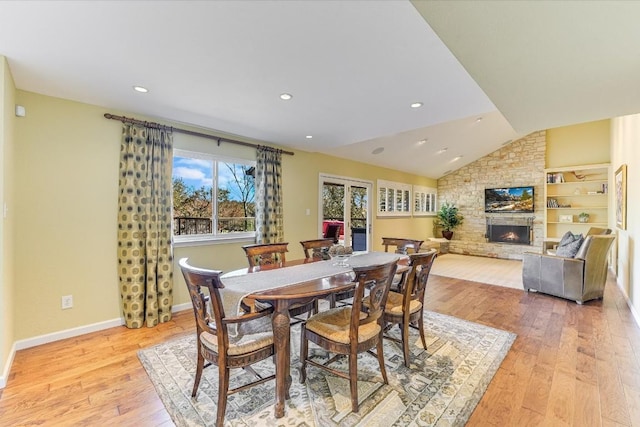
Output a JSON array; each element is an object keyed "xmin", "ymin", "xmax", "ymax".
[{"xmin": 220, "ymin": 252, "xmax": 401, "ymax": 337}]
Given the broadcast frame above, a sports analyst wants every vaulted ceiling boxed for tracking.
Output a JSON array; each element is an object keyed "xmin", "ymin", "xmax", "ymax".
[{"xmin": 1, "ymin": 1, "xmax": 638, "ymax": 178}]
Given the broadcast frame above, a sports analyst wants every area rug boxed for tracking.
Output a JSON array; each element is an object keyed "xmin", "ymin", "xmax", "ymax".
[{"xmin": 138, "ymin": 311, "xmax": 515, "ymax": 426}]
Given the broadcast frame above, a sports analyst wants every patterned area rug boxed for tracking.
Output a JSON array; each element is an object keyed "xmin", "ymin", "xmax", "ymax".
[{"xmin": 138, "ymin": 311, "xmax": 515, "ymax": 426}]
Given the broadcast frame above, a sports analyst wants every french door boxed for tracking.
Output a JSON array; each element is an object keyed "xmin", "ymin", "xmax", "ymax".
[{"xmin": 318, "ymin": 174, "xmax": 372, "ymax": 251}]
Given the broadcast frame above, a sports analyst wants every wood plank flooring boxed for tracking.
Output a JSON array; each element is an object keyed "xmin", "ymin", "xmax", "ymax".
[{"xmin": 1, "ymin": 272, "xmax": 639, "ymax": 426}]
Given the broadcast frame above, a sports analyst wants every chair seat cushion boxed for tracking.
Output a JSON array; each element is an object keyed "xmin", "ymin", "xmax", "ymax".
[
  {"xmin": 305, "ymin": 307, "xmax": 380, "ymax": 344},
  {"xmin": 384, "ymin": 291, "xmax": 422, "ymax": 315},
  {"xmin": 200, "ymin": 330, "xmax": 273, "ymax": 356}
]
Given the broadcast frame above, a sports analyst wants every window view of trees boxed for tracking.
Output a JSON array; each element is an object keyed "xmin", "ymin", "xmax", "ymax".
[
  {"xmin": 322, "ymin": 183, "xmax": 367, "ymax": 228},
  {"xmin": 172, "ymin": 152, "xmax": 255, "ymax": 237}
]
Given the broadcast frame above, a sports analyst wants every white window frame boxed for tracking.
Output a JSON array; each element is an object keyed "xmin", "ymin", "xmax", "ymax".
[
  {"xmin": 173, "ymin": 148, "xmax": 256, "ymax": 246},
  {"xmin": 377, "ymin": 179, "xmax": 412, "ymax": 217},
  {"xmin": 413, "ymin": 185, "xmax": 438, "ymax": 216}
]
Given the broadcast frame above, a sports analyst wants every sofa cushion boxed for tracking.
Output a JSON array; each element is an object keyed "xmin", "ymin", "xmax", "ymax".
[{"xmin": 556, "ymin": 234, "xmax": 584, "ymax": 258}]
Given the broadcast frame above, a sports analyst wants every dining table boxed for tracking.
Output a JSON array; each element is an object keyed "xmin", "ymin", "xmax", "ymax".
[{"xmin": 220, "ymin": 251, "xmax": 408, "ymax": 419}]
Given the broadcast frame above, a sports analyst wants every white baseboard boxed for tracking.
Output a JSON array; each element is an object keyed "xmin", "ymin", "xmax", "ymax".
[
  {"xmin": 617, "ymin": 281, "xmax": 640, "ymax": 328},
  {"xmin": 0, "ymin": 342, "xmax": 16, "ymax": 389},
  {"xmin": 0, "ymin": 303, "xmax": 193, "ymax": 389},
  {"xmin": 14, "ymin": 317, "xmax": 125, "ymax": 351}
]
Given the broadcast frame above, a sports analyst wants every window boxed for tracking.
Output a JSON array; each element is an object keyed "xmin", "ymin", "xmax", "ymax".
[
  {"xmin": 377, "ymin": 180, "xmax": 411, "ymax": 217},
  {"xmin": 173, "ymin": 149, "xmax": 256, "ymax": 242},
  {"xmin": 413, "ymin": 185, "xmax": 437, "ymax": 216}
]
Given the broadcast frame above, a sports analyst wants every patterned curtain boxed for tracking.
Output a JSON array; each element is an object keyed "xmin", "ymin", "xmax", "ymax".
[
  {"xmin": 117, "ymin": 124, "xmax": 174, "ymax": 328},
  {"xmin": 255, "ymin": 147, "xmax": 284, "ymax": 243}
]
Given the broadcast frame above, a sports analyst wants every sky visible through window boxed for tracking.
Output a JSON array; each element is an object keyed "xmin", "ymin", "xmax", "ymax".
[
  {"xmin": 173, "ymin": 156, "xmax": 212, "ymax": 189},
  {"xmin": 172, "ymin": 156, "xmax": 251, "ymax": 201}
]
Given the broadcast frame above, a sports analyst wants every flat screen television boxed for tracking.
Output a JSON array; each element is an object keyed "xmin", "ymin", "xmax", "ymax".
[{"xmin": 485, "ymin": 186, "xmax": 534, "ymax": 213}]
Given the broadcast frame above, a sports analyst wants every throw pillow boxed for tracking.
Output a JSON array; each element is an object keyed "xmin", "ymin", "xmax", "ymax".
[
  {"xmin": 556, "ymin": 234, "xmax": 584, "ymax": 258},
  {"xmin": 558, "ymin": 231, "xmax": 581, "ymax": 247}
]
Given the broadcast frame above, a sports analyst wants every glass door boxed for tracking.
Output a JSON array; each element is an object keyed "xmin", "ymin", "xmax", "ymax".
[{"xmin": 319, "ymin": 174, "xmax": 372, "ymax": 251}]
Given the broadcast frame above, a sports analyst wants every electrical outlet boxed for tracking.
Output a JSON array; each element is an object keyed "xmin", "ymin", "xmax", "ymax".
[{"xmin": 61, "ymin": 295, "xmax": 73, "ymax": 310}]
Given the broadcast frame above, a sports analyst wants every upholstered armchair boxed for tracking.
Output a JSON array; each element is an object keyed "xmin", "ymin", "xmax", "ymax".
[{"xmin": 522, "ymin": 235, "xmax": 615, "ymax": 304}]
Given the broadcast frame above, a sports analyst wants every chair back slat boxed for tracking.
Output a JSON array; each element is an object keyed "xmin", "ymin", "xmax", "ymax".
[
  {"xmin": 351, "ymin": 261, "xmax": 398, "ymax": 330},
  {"xmin": 403, "ymin": 250, "xmax": 437, "ymax": 310},
  {"xmin": 178, "ymin": 258, "xmax": 227, "ymax": 344}
]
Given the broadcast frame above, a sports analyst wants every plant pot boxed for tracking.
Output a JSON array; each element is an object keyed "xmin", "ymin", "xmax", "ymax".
[{"xmin": 442, "ymin": 230, "xmax": 453, "ymax": 240}]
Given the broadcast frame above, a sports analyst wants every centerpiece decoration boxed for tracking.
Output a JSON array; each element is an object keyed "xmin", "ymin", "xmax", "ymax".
[{"xmin": 328, "ymin": 244, "xmax": 353, "ymax": 266}]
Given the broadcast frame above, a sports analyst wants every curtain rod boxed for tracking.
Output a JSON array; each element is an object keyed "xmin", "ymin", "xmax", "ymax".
[{"xmin": 103, "ymin": 113, "xmax": 294, "ymax": 156}]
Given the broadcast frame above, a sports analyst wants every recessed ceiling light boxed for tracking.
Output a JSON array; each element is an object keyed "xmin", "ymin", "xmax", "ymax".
[
  {"xmin": 280, "ymin": 93, "xmax": 293, "ymax": 100},
  {"xmin": 451, "ymin": 155, "xmax": 464, "ymax": 162},
  {"xmin": 436, "ymin": 148, "xmax": 448, "ymax": 154},
  {"xmin": 417, "ymin": 139, "xmax": 428, "ymax": 145},
  {"xmin": 133, "ymin": 86, "xmax": 148, "ymax": 93},
  {"xmin": 475, "ymin": 117, "xmax": 483, "ymax": 123},
  {"xmin": 306, "ymin": 135, "xmax": 313, "ymax": 139},
  {"xmin": 372, "ymin": 147, "xmax": 385, "ymax": 155},
  {"xmin": 410, "ymin": 102, "xmax": 423, "ymax": 108}
]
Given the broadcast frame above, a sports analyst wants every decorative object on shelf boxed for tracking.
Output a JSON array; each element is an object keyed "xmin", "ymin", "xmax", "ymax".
[
  {"xmin": 434, "ymin": 202, "xmax": 464, "ymax": 240},
  {"xmin": 547, "ymin": 198, "xmax": 559, "ymax": 208},
  {"xmin": 547, "ymin": 172, "xmax": 565, "ymax": 183},
  {"xmin": 558, "ymin": 214, "xmax": 573, "ymax": 223},
  {"xmin": 615, "ymin": 164, "xmax": 627, "ymax": 230},
  {"xmin": 578, "ymin": 212, "xmax": 590, "ymax": 223}
]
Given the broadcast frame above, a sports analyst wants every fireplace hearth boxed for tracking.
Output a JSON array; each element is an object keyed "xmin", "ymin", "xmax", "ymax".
[{"xmin": 486, "ymin": 217, "xmax": 533, "ymax": 245}]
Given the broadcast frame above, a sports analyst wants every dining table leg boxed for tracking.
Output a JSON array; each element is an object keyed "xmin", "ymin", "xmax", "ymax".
[{"xmin": 271, "ymin": 300, "xmax": 292, "ymax": 418}]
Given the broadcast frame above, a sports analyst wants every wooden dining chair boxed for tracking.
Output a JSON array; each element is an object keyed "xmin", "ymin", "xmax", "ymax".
[
  {"xmin": 381, "ymin": 249, "xmax": 437, "ymax": 367},
  {"xmin": 242, "ymin": 242, "xmax": 289, "ymax": 269},
  {"xmin": 242, "ymin": 242, "xmax": 315, "ymax": 320},
  {"xmin": 300, "ymin": 238, "xmax": 342, "ymax": 312},
  {"xmin": 381, "ymin": 237, "xmax": 424, "ymax": 255},
  {"xmin": 299, "ymin": 260, "xmax": 398, "ymax": 413},
  {"xmin": 382, "ymin": 237, "xmax": 424, "ymax": 290},
  {"xmin": 178, "ymin": 258, "xmax": 276, "ymax": 427},
  {"xmin": 299, "ymin": 238, "xmax": 334, "ymax": 260}
]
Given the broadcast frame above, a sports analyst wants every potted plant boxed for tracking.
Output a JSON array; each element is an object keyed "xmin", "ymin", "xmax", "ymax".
[
  {"xmin": 435, "ymin": 202, "xmax": 464, "ymax": 240},
  {"xmin": 578, "ymin": 212, "xmax": 590, "ymax": 223}
]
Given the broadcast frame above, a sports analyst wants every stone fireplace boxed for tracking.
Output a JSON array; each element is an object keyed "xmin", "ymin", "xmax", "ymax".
[{"xmin": 436, "ymin": 131, "xmax": 546, "ymax": 259}]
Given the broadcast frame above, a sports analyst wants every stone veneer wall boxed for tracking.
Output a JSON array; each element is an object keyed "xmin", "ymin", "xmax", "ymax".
[{"xmin": 437, "ymin": 131, "xmax": 546, "ymax": 259}]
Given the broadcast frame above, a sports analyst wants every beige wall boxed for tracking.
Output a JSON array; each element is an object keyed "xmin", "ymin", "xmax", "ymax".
[
  {"xmin": 11, "ymin": 90, "xmax": 436, "ymax": 342},
  {"xmin": 0, "ymin": 56, "xmax": 16, "ymax": 386},
  {"xmin": 546, "ymin": 120, "xmax": 610, "ymax": 168},
  {"xmin": 611, "ymin": 115, "xmax": 640, "ymax": 318},
  {"xmin": 13, "ymin": 91, "xmax": 123, "ymax": 339}
]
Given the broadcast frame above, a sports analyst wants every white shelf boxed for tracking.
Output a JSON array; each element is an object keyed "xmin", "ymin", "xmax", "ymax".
[
  {"xmin": 544, "ymin": 163, "xmax": 611, "ymax": 239},
  {"xmin": 547, "ymin": 222, "xmax": 608, "ymax": 225},
  {"xmin": 547, "ymin": 207, "xmax": 607, "ymax": 210}
]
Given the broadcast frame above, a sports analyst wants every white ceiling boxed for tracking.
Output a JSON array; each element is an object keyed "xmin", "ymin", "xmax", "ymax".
[{"xmin": 1, "ymin": 1, "xmax": 638, "ymax": 179}]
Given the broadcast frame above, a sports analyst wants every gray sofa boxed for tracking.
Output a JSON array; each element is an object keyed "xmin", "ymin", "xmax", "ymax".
[{"xmin": 522, "ymin": 235, "xmax": 615, "ymax": 304}]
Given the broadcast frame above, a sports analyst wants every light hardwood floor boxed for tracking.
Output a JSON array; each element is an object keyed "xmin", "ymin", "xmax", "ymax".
[{"xmin": 1, "ymin": 272, "xmax": 639, "ymax": 426}]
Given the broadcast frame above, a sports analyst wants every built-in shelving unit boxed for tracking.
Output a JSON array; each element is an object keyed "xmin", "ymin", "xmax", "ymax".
[{"xmin": 544, "ymin": 163, "xmax": 610, "ymax": 239}]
